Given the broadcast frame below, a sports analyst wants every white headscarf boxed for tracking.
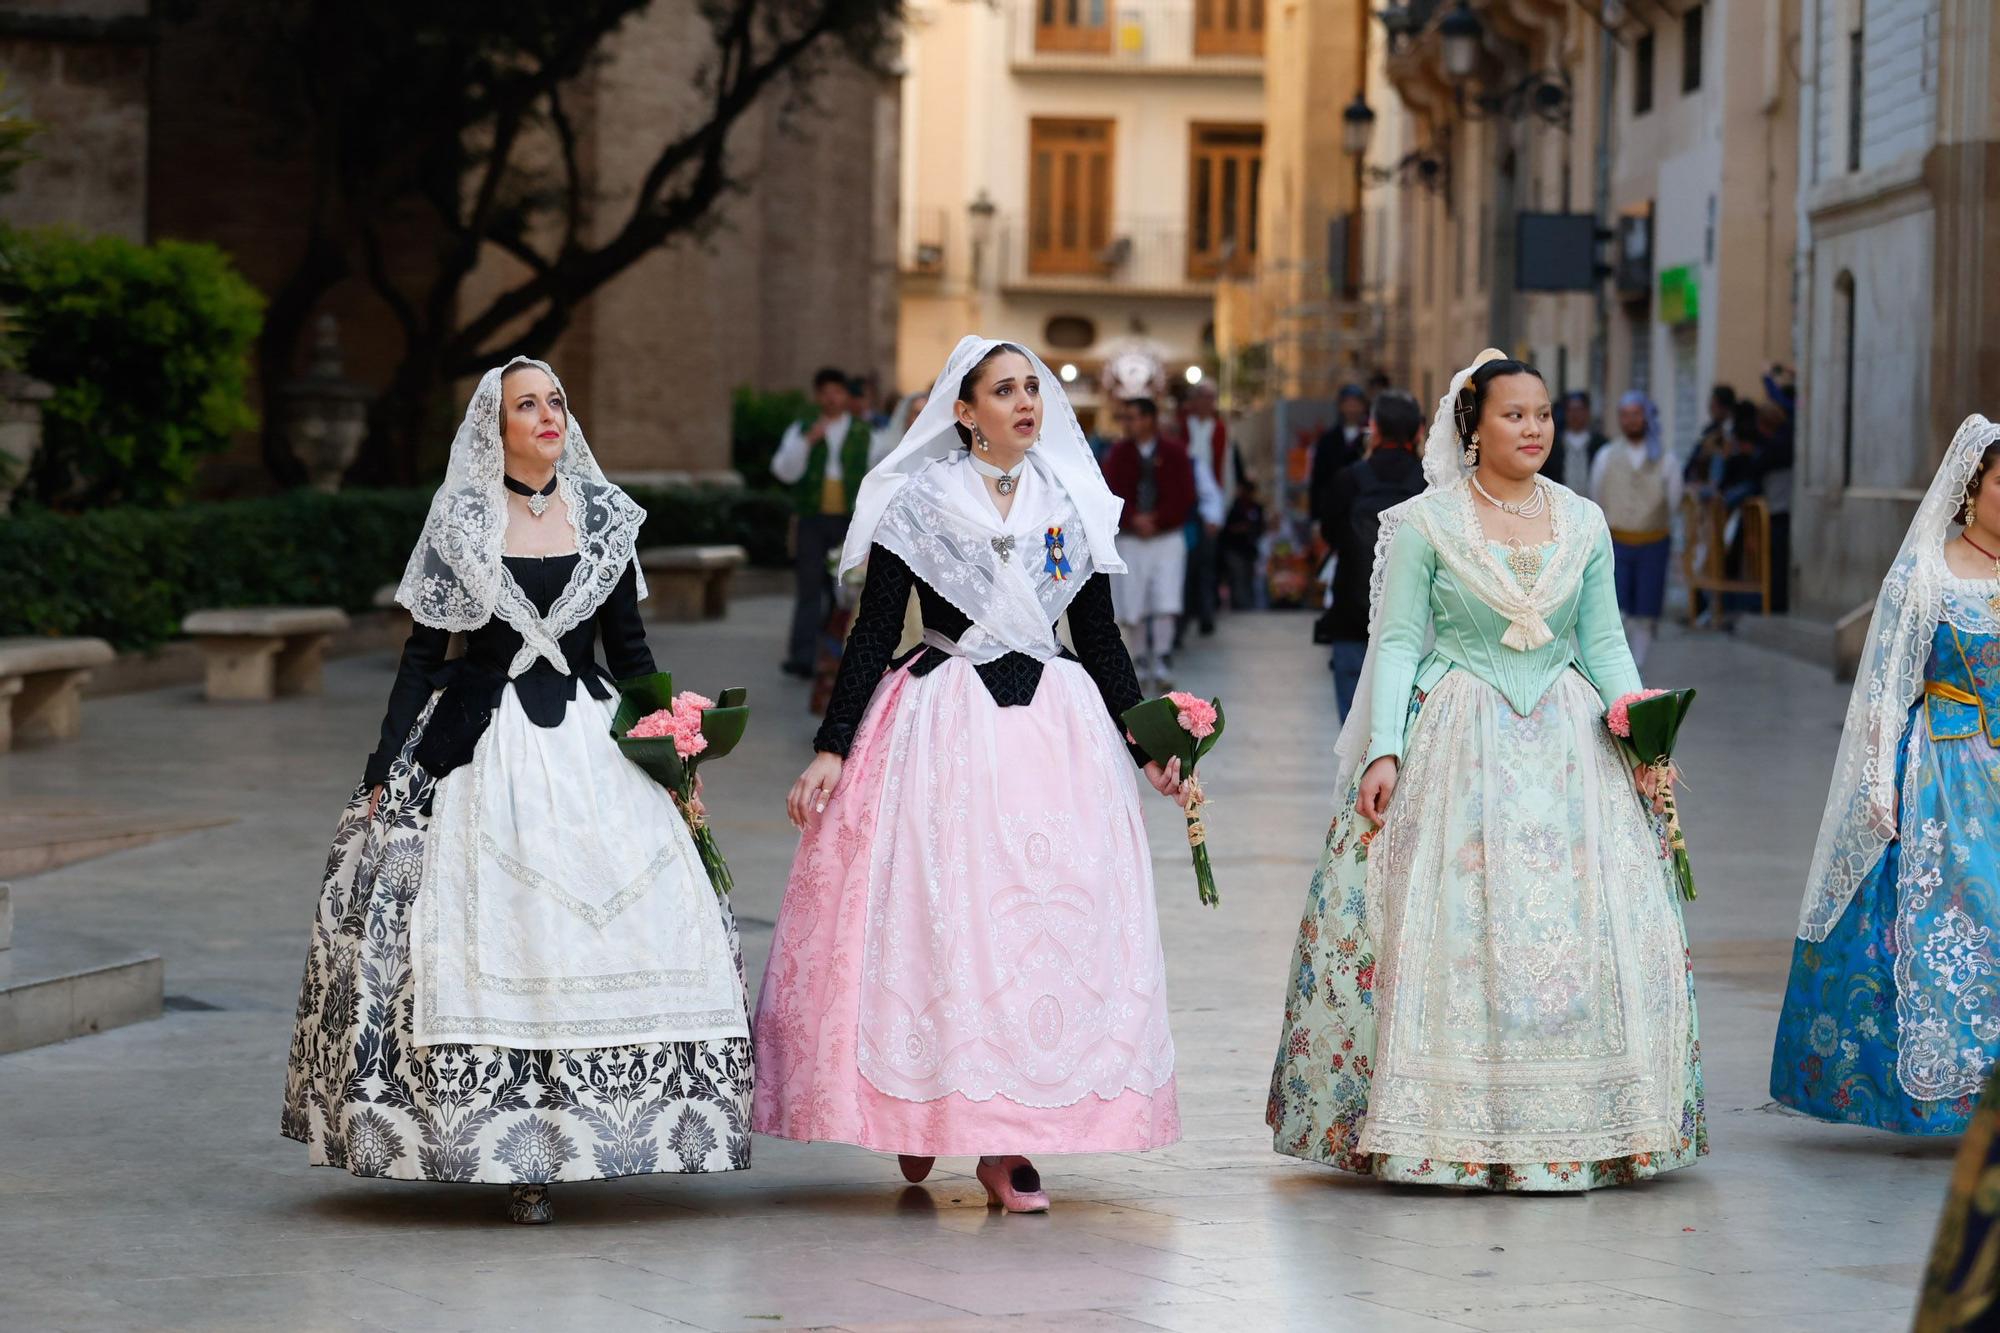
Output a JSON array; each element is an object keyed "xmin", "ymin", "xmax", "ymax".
[
  {"xmin": 839, "ymin": 335, "xmax": 1126, "ymax": 665},
  {"xmin": 1796, "ymin": 414, "xmax": 2000, "ymax": 940},
  {"xmin": 1330, "ymin": 349, "xmax": 1601, "ymax": 793},
  {"xmin": 394, "ymin": 356, "xmax": 646, "ymax": 678}
]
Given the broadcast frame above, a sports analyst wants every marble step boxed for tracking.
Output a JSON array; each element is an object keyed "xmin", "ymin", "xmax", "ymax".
[{"xmin": 0, "ymin": 919, "xmax": 161, "ymax": 1054}]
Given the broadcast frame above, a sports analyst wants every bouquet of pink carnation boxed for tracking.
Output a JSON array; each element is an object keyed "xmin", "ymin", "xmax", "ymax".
[
  {"xmin": 1606, "ymin": 687, "xmax": 1698, "ymax": 901},
  {"xmin": 1121, "ymin": 690, "xmax": 1226, "ymax": 907},
  {"xmin": 613, "ymin": 673, "xmax": 750, "ymax": 896}
]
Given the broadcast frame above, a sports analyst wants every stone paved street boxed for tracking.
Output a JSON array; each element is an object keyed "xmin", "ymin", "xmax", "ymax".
[{"xmin": 0, "ymin": 597, "xmax": 1951, "ymax": 1331}]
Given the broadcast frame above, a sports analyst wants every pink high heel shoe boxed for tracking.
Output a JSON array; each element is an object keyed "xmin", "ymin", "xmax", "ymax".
[
  {"xmin": 975, "ymin": 1156, "xmax": 1050, "ymax": 1213},
  {"xmin": 897, "ymin": 1154, "xmax": 935, "ymax": 1183}
]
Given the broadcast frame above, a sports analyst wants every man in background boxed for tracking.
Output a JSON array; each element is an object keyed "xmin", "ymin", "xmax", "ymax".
[
  {"xmin": 1319, "ymin": 389, "xmax": 1426, "ymax": 716},
  {"xmin": 771, "ymin": 366, "xmax": 873, "ymax": 678},
  {"xmin": 1177, "ymin": 382, "xmax": 1231, "ymax": 639},
  {"xmin": 1101, "ymin": 398, "xmax": 1196, "ymax": 692}
]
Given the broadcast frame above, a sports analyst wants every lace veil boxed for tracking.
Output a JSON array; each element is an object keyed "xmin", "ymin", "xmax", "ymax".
[
  {"xmin": 394, "ymin": 356, "xmax": 648, "ymax": 677},
  {"xmin": 1330, "ymin": 349, "xmax": 1600, "ymax": 793},
  {"xmin": 840, "ymin": 335, "xmax": 1125, "ymax": 665},
  {"xmin": 1796, "ymin": 413, "xmax": 2000, "ymax": 940}
]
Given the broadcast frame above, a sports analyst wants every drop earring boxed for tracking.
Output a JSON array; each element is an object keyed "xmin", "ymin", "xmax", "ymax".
[
  {"xmin": 1462, "ymin": 432, "xmax": 1479, "ymax": 469},
  {"xmin": 973, "ymin": 426, "xmax": 993, "ymax": 453}
]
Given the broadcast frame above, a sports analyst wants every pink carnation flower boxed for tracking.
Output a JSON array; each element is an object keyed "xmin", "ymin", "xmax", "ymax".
[
  {"xmin": 1167, "ymin": 690, "xmax": 1218, "ymax": 739},
  {"xmin": 673, "ymin": 691, "xmax": 716, "ymax": 716},
  {"xmin": 627, "ymin": 707, "xmax": 710, "ymax": 759},
  {"xmin": 1606, "ymin": 688, "xmax": 1666, "ymax": 738},
  {"xmin": 626, "ymin": 708, "xmax": 679, "ymax": 740}
]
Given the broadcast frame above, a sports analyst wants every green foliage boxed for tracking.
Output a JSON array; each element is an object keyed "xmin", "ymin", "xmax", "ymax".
[
  {"xmin": 628, "ymin": 482, "xmax": 792, "ymax": 569},
  {"xmin": 0, "ymin": 72, "xmax": 39, "ymax": 200},
  {"xmin": 9, "ymin": 230, "xmax": 263, "ymax": 508},
  {"xmin": 731, "ymin": 385, "xmax": 812, "ymax": 490},
  {"xmin": 0, "ymin": 483, "xmax": 790, "ymax": 651}
]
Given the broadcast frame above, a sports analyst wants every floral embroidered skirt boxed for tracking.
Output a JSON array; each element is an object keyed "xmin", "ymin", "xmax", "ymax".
[
  {"xmin": 752, "ymin": 659, "xmax": 1180, "ymax": 1156},
  {"xmin": 1770, "ymin": 703, "xmax": 2000, "ymax": 1133},
  {"xmin": 281, "ymin": 696, "xmax": 754, "ymax": 1184},
  {"xmin": 1267, "ymin": 670, "xmax": 1707, "ymax": 1192}
]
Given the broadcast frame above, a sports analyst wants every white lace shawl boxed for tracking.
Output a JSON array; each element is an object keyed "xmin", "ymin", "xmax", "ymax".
[
  {"xmin": 394, "ymin": 357, "xmax": 647, "ymax": 678},
  {"xmin": 1797, "ymin": 414, "xmax": 2000, "ymax": 940},
  {"xmin": 872, "ymin": 451, "xmax": 1097, "ymax": 665},
  {"xmin": 1331, "ymin": 351, "xmax": 1598, "ymax": 793}
]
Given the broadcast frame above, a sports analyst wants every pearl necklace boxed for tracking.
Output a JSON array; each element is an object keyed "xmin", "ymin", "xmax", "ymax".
[
  {"xmin": 969, "ymin": 453, "xmax": 1026, "ymax": 496},
  {"xmin": 1470, "ymin": 473, "xmax": 1547, "ymax": 519}
]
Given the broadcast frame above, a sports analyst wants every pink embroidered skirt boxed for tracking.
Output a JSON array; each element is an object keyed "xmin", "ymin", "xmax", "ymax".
[{"xmin": 752, "ymin": 658, "xmax": 1180, "ymax": 1156}]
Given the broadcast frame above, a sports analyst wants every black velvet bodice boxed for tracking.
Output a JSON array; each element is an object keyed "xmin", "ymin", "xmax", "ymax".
[
  {"xmin": 363, "ymin": 554, "xmax": 654, "ymax": 787},
  {"xmin": 812, "ymin": 544, "xmax": 1146, "ymax": 765}
]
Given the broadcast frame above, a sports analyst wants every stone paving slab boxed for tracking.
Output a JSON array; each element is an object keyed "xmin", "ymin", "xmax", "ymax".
[{"xmin": 0, "ymin": 597, "xmax": 1946, "ymax": 1330}]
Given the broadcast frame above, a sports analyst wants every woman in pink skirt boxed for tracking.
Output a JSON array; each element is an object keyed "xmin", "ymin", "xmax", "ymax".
[{"xmin": 753, "ymin": 336, "xmax": 1190, "ymax": 1212}]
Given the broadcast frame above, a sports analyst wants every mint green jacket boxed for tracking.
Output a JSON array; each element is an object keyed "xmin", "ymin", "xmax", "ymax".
[{"xmin": 1366, "ymin": 522, "xmax": 1643, "ymax": 765}]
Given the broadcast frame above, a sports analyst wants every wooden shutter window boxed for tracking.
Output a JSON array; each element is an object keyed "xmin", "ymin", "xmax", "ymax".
[
  {"xmin": 1036, "ymin": 0, "xmax": 1111, "ymax": 54},
  {"xmin": 1029, "ymin": 118, "xmax": 1115, "ymax": 275},
  {"xmin": 1188, "ymin": 123, "xmax": 1262, "ymax": 279},
  {"xmin": 1194, "ymin": 0, "xmax": 1264, "ymax": 57}
]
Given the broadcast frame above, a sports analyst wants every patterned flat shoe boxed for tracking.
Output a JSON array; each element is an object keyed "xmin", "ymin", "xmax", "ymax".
[
  {"xmin": 508, "ymin": 1183, "xmax": 555, "ymax": 1224},
  {"xmin": 975, "ymin": 1156, "xmax": 1050, "ymax": 1213},
  {"xmin": 898, "ymin": 1155, "xmax": 936, "ymax": 1183}
]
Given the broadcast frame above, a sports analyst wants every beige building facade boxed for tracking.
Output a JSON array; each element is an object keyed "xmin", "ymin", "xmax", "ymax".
[
  {"xmin": 894, "ymin": 0, "xmax": 1265, "ymax": 427},
  {"xmin": 1352, "ymin": 0, "xmax": 1797, "ymax": 447}
]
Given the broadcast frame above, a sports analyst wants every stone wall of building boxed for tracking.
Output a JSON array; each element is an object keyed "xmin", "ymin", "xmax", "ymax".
[
  {"xmin": 0, "ymin": 2, "xmax": 150, "ymax": 240},
  {"xmin": 510, "ymin": 4, "xmax": 900, "ymax": 478}
]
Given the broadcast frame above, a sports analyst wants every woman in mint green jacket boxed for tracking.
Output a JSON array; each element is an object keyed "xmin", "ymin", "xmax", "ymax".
[{"xmin": 1267, "ymin": 350, "xmax": 1705, "ymax": 1191}]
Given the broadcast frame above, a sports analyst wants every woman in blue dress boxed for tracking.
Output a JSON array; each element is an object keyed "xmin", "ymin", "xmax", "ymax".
[{"xmin": 1773, "ymin": 416, "xmax": 2000, "ymax": 1132}]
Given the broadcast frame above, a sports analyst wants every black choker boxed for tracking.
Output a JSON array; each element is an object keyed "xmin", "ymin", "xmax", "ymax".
[{"xmin": 505, "ymin": 473, "xmax": 559, "ymax": 517}]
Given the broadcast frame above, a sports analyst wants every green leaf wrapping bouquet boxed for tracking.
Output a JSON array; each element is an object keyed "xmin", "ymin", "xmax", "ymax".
[
  {"xmin": 1121, "ymin": 691, "xmax": 1225, "ymax": 907},
  {"xmin": 1607, "ymin": 687, "xmax": 1698, "ymax": 901},
  {"xmin": 611, "ymin": 672, "xmax": 749, "ymax": 897}
]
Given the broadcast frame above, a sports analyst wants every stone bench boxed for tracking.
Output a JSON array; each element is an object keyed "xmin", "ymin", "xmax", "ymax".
[
  {"xmin": 181, "ymin": 607, "xmax": 351, "ymax": 702},
  {"xmin": 639, "ymin": 545, "xmax": 748, "ymax": 622},
  {"xmin": 0, "ymin": 636, "xmax": 114, "ymax": 751}
]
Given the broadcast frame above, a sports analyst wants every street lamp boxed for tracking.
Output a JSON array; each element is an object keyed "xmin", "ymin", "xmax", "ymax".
[
  {"xmin": 967, "ymin": 190, "xmax": 997, "ymax": 287},
  {"xmin": 1439, "ymin": 2, "xmax": 1482, "ymax": 82},
  {"xmin": 1341, "ymin": 93, "xmax": 1376, "ymax": 159}
]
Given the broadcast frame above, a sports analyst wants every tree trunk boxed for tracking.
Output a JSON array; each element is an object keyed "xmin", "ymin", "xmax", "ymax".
[{"xmin": 258, "ymin": 234, "xmax": 348, "ymax": 489}]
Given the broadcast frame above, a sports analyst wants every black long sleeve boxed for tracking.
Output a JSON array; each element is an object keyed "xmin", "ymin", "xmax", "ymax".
[
  {"xmin": 812, "ymin": 545, "xmax": 915, "ymax": 757},
  {"xmin": 1067, "ymin": 572, "xmax": 1148, "ymax": 767},
  {"xmin": 598, "ymin": 560, "xmax": 657, "ymax": 682},
  {"xmin": 364, "ymin": 622, "xmax": 453, "ymax": 788}
]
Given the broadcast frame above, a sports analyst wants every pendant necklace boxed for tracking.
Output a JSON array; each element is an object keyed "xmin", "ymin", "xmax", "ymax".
[
  {"xmin": 505, "ymin": 472, "xmax": 559, "ymax": 518},
  {"xmin": 969, "ymin": 453, "xmax": 1026, "ymax": 497},
  {"xmin": 1963, "ymin": 532, "xmax": 2000, "ymax": 615},
  {"xmin": 1471, "ymin": 475, "xmax": 1549, "ymax": 588}
]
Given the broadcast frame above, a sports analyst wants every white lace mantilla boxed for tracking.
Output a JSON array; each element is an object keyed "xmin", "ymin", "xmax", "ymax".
[
  {"xmin": 396, "ymin": 358, "xmax": 648, "ymax": 669},
  {"xmin": 1798, "ymin": 415, "xmax": 2000, "ymax": 941}
]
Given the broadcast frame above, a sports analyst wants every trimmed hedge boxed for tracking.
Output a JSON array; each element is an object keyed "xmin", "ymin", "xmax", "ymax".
[
  {"xmin": 0, "ymin": 484, "xmax": 791, "ymax": 651},
  {"xmin": 9, "ymin": 229, "xmax": 263, "ymax": 508}
]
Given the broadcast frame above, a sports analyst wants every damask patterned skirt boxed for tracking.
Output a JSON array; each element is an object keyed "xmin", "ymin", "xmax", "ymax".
[
  {"xmin": 1267, "ymin": 669, "xmax": 1707, "ymax": 1192},
  {"xmin": 752, "ymin": 658, "xmax": 1180, "ymax": 1156},
  {"xmin": 1770, "ymin": 700, "xmax": 2000, "ymax": 1133},
  {"xmin": 281, "ymin": 696, "xmax": 753, "ymax": 1184}
]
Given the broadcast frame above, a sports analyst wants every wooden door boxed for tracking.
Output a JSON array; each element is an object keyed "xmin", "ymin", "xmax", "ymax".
[
  {"xmin": 1036, "ymin": 0, "xmax": 1111, "ymax": 54},
  {"xmin": 1194, "ymin": 0, "xmax": 1264, "ymax": 56}
]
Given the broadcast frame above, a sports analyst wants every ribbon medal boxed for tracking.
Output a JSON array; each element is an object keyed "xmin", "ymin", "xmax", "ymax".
[{"xmin": 1044, "ymin": 526, "xmax": 1071, "ymax": 581}]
